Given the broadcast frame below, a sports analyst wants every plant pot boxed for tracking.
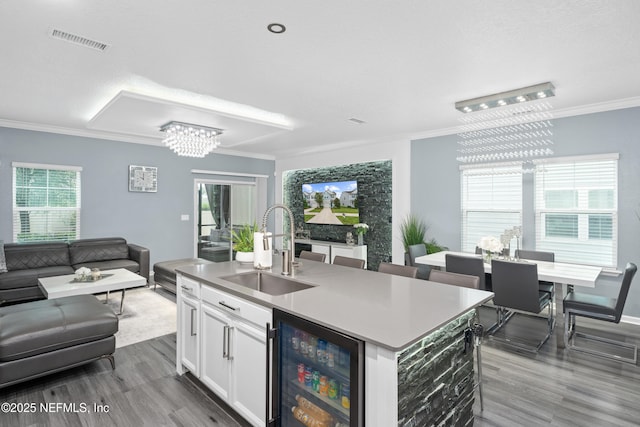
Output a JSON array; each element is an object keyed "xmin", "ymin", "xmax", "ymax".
[{"xmin": 235, "ymin": 251, "xmax": 254, "ymax": 264}]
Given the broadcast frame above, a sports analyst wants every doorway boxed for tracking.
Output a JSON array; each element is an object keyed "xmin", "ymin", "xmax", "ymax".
[{"xmin": 196, "ymin": 181, "xmax": 257, "ymax": 262}]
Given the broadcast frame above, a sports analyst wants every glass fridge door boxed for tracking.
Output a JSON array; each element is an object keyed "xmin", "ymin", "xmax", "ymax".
[{"xmin": 271, "ymin": 309, "xmax": 363, "ymax": 427}]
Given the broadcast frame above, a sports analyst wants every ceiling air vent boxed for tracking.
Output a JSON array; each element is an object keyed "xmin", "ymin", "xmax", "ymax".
[
  {"xmin": 347, "ymin": 117, "xmax": 366, "ymax": 124},
  {"xmin": 50, "ymin": 28, "xmax": 110, "ymax": 52}
]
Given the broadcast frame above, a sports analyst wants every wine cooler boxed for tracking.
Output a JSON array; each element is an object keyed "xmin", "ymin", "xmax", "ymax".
[{"xmin": 267, "ymin": 309, "xmax": 364, "ymax": 427}]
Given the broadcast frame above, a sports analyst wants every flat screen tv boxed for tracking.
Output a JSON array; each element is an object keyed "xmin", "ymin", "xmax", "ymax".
[{"xmin": 302, "ymin": 180, "xmax": 359, "ymax": 225}]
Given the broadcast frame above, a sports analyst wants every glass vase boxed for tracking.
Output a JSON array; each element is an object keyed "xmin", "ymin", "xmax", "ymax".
[{"xmin": 357, "ymin": 233, "xmax": 364, "ymax": 246}]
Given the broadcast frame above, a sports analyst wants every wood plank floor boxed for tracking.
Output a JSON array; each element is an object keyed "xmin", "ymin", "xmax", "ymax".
[
  {"xmin": 473, "ymin": 306, "xmax": 640, "ymax": 427},
  {"xmin": 1, "ymin": 311, "xmax": 639, "ymax": 426},
  {"xmin": 0, "ymin": 334, "xmax": 249, "ymax": 427}
]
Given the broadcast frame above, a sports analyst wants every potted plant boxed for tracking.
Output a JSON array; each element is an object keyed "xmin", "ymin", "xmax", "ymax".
[
  {"xmin": 399, "ymin": 214, "xmax": 447, "ymax": 265},
  {"xmin": 231, "ymin": 223, "xmax": 258, "ymax": 263}
]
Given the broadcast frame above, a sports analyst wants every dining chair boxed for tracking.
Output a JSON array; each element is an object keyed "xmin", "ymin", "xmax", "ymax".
[
  {"xmin": 445, "ymin": 254, "xmax": 487, "ymax": 291},
  {"xmin": 428, "ymin": 270, "xmax": 479, "ymax": 289},
  {"xmin": 563, "ymin": 262, "xmax": 637, "ymax": 364},
  {"xmin": 332, "ymin": 255, "xmax": 365, "ymax": 269},
  {"xmin": 428, "ymin": 269, "xmax": 484, "ymax": 410},
  {"xmin": 489, "ymin": 259, "xmax": 554, "ymax": 352},
  {"xmin": 515, "ymin": 249, "xmax": 555, "ymax": 297},
  {"xmin": 378, "ymin": 262, "xmax": 418, "ymax": 278},
  {"xmin": 299, "ymin": 250, "xmax": 326, "ymax": 263},
  {"xmin": 407, "ymin": 243, "xmax": 430, "ymax": 279}
]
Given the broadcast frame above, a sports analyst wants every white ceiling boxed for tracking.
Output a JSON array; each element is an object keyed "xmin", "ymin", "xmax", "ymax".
[{"xmin": 1, "ymin": 1, "xmax": 640, "ymax": 160}]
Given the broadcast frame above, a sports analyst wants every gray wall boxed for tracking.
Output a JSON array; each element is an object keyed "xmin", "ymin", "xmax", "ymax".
[
  {"xmin": 411, "ymin": 106, "xmax": 640, "ymax": 317},
  {"xmin": 0, "ymin": 127, "xmax": 275, "ymax": 267}
]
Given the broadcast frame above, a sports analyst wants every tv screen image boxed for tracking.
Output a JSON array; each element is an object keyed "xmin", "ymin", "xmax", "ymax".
[{"xmin": 302, "ymin": 180, "xmax": 359, "ymax": 225}]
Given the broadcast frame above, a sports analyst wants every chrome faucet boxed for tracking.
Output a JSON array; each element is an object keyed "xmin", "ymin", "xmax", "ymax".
[{"xmin": 261, "ymin": 204, "xmax": 295, "ymax": 276}]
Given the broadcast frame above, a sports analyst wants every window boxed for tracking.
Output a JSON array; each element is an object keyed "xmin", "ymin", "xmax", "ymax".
[
  {"xmin": 461, "ymin": 164, "xmax": 522, "ymax": 253},
  {"xmin": 12, "ymin": 162, "xmax": 82, "ymax": 242},
  {"xmin": 535, "ymin": 155, "xmax": 618, "ymax": 267}
]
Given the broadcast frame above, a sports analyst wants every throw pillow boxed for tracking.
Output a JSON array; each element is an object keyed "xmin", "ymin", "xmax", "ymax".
[{"xmin": 0, "ymin": 240, "xmax": 7, "ymax": 273}]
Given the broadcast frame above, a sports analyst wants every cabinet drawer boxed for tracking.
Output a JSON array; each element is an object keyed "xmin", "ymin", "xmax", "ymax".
[
  {"xmin": 202, "ymin": 286, "xmax": 271, "ymax": 328},
  {"xmin": 178, "ymin": 275, "xmax": 201, "ymax": 299}
]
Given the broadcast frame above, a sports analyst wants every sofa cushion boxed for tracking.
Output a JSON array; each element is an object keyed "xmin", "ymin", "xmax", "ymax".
[
  {"xmin": 72, "ymin": 259, "xmax": 139, "ymax": 274},
  {"xmin": 4, "ymin": 242, "xmax": 70, "ymax": 271},
  {"xmin": 0, "ymin": 295, "xmax": 118, "ymax": 362},
  {"xmin": 0, "ymin": 266, "xmax": 74, "ymax": 291},
  {"xmin": 0, "ymin": 286, "xmax": 44, "ymax": 305},
  {"xmin": 69, "ymin": 238, "xmax": 129, "ymax": 265}
]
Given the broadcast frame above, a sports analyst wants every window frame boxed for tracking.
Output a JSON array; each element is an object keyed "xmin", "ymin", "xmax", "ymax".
[
  {"xmin": 12, "ymin": 162, "xmax": 82, "ymax": 243},
  {"xmin": 460, "ymin": 163, "xmax": 523, "ymax": 253},
  {"xmin": 533, "ymin": 154, "xmax": 618, "ymax": 267}
]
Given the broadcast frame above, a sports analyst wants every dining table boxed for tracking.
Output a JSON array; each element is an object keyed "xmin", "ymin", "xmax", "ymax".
[{"xmin": 415, "ymin": 250, "xmax": 603, "ymax": 349}]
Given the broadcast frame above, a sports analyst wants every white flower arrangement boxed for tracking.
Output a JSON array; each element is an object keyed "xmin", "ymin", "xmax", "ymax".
[
  {"xmin": 74, "ymin": 267, "xmax": 91, "ymax": 280},
  {"xmin": 353, "ymin": 223, "xmax": 369, "ymax": 235},
  {"xmin": 478, "ymin": 236, "xmax": 504, "ymax": 254}
]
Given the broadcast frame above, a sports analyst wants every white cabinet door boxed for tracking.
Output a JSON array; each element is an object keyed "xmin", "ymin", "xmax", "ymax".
[
  {"xmin": 179, "ymin": 294, "xmax": 200, "ymax": 375},
  {"xmin": 231, "ymin": 321, "xmax": 267, "ymax": 427},
  {"xmin": 311, "ymin": 244, "xmax": 331, "ymax": 263},
  {"xmin": 200, "ymin": 303, "xmax": 232, "ymax": 400}
]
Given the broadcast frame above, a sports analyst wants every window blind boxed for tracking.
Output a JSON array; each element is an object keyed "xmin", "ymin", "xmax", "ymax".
[
  {"xmin": 534, "ymin": 155, "xmax": 618, "ymax": 267},
  {"xmin": 461, "ymin": 165, "xmax": 522, "ymax": 253},
  {"xmin": 12, "ymin": 164, "xmax": 81, "ymax": 242}
]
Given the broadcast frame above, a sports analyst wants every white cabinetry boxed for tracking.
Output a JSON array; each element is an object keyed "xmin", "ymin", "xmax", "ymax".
[
  {"xmin": 298, "ymin": 239, "xmax": 367, "ymax": 268},
  {"xmin": 177, "ymin": 274, "xmax": 272, "ymax": 427},
  {"xmin": 331, "ymin": 244, "xmax": 368, "ymax": 268}
]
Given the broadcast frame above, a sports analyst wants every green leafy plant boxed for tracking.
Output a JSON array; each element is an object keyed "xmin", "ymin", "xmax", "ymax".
[
  {"xmin": 231, "ymin": 223, "xmax": 257, "ymax": 252},
  {"xmin": 399, "ymin": 214, "xmax": 427, "ymax": 252},
  {"xmin": 399, "ymin": 214, "xmax": 447, "ymax": 254}
]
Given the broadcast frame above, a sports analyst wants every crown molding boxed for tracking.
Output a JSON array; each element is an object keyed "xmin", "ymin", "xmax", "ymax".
[{"xmin": 0, "ymin": 119, "xmax": 276, "ymax": 161}]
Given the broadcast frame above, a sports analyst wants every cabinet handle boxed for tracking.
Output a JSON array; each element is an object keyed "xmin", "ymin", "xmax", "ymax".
[
  {"xmin": 219, "ymin": 301, "xmax": 239, "ymax": 311},
  {"xmin": 266, "ymin": 323, "xmax": 278, "ymax": 426},
  {"xmin": 227, "ymin": 326, "xmax": 234, "ymax": 361},
  {"xmin": 181, "ymin": 285, "xmax": 192, "ymax": 291},
  {"xmin": 190, "ymin": 308, "xmax": 197, "ymax": 336},
  {"xmin": 223, "ymin": 325, "xmax": 229, "ymax": 359}
]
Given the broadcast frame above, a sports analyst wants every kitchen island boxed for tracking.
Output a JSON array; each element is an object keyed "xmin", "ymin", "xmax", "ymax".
[{"xmin": 176, "ymin": 257, "xmax": 493, "ymax": 426}]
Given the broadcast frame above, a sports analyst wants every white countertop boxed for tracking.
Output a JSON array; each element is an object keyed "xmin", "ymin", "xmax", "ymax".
[
  {"xmin": 415, "ymin": 251, "xmax": 602, "ymax": 288},
  {"xmin": 177, "ymin": 257, "xmax": 493, "ymax": 351}
]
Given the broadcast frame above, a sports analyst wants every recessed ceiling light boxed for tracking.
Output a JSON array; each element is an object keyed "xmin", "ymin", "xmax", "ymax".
[{"xmin": 267, "ymin": 23, "xmax": 286, "ymax": 34}]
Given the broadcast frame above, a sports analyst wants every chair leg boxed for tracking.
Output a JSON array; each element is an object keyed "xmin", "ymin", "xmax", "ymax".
[{"xmin": 564, "ymin": 311, "xmax": 638, "ymax": 364}]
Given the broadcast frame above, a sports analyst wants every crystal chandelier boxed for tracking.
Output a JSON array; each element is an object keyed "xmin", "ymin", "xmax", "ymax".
[
  {"xmin": 455, "ymin": 83, "xmax": 556, "ymax": 167},
  {"xmin": 160, "ymin": 121, "xmax": 223, "ymax": 158}
]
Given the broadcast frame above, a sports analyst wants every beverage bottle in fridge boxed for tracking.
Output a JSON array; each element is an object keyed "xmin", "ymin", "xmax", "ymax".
[
  {"xmin": 300, "ymin": 333, "xmax": 309, "ymax": 357},
  {"xmin": 295, "ymin": 395, "xmax": 333, "ymax": 422},
  {"xmin": 308, "ymin": 336, "xmax": 317, "ymax": 361},
  {"xmin": 291, "ymin": 406, "xmax": 331, "ymax": 427},
  {"xmin": 317, "ymin": 339, "xmax": 327, "ymax": 364}
]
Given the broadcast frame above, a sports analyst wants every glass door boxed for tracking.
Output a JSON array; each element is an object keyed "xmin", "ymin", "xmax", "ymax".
[{"xmin": 196, "ymin": 181, "xmax": 256, "ymax": 262}]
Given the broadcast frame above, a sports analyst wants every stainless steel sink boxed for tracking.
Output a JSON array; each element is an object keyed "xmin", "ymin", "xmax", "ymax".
[{"xmin": 220, "ymin": 271, "xmax": 314, "ymax": 296}]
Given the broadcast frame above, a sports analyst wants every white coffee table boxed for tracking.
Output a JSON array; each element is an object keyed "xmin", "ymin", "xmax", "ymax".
[{"xmin": 38, "ymin": 268, "xmax": 146, "ymax": 314}]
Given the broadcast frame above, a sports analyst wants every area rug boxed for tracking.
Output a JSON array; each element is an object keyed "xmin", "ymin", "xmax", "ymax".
[{"xmin": 97, "ymin": 286, "xmax": 176, "ymax": 348}]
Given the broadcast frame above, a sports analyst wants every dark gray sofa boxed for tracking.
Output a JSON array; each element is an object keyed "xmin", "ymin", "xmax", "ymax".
[{"xmin": 0, "ymin": 237, "xmax": 149, "ymax": 306}]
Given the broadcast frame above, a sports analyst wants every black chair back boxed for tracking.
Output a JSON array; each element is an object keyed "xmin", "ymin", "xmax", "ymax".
[
  {"xmin": 445, "ymin": 254, "xmax": 486, "ymax": 291},
  {"xmin": 378, "ymin": 262, "xmax": 418, "ymax": 278},
  {"xmin": 491, "ymin": 259, "xmax": 541, "ymax": 313},
  {"xmin": 614, "ymin": 263, "xmax": 637, "ymax": 322},
  {"xmin": 515, "ymin": 249, "xmax": 554, "ymax": 262},
  {"xmin": 299, "ymin": 250, "xmax": 326, "ymax": 263},
  {"xmin": 333, "ymin": 255, "xmax": 365, "ymax": 269}
]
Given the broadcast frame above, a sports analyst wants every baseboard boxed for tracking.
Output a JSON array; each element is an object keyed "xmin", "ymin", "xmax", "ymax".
[{"xmin": 621, "ymin": 315, "xmax": 640, "ymax": 326}]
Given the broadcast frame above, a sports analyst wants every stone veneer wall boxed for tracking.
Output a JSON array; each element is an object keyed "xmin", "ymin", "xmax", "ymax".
[
  {"xmin": 397, "ymin": 310, "xmax": 476, "ymax": 426},
  {"xmin": 283, "ymin": 161, "xmax": 392, "ymax": 271}
]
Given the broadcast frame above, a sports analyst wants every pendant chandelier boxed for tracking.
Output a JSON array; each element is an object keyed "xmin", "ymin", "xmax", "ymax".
[{"xmin": 160, "ymin": 121, "xmax": 223, "ymax": 158}]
